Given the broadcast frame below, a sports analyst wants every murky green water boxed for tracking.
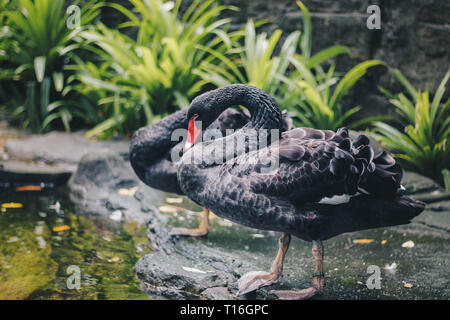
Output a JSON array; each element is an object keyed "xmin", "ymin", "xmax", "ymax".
[{"xmin": 0, "ymin": 188, "xmax": 149, "ymax": 300}]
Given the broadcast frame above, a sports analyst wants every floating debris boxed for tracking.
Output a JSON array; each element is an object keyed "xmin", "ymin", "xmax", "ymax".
[
  {"xmin": 182, "ymin": 266, "xmax": 207, "ymax": 274},
  {"xmin": 110, "ymin": 210, "xmax": 123, "ymax": 222},
  {"xmin": 36, "ymin": 236, "xmax": 46, "ymax": 249},
  {"xmin": 401, "ymin": 240, "xmax": 415, "ymax": 248},
  {"xmin": 353, "ymin": 239, "xmax": 375, "ymax": 244},
  {"xmin": 117, "ymin": 186, "xmax": 138, "ymax": 197},
  {"xmin": 381, "ymin": 240, "xmax": 388, "ymax": 245},
  {"xmin": 384, "ymin": 262, "xmax": 398, "ymax": 274},
  {"xmin": 15, "ymin": 185, "xmax": 42, "ymax": 192},
  {"xmin": 49, "ymin": 201, "xmax": 61, "ymax": 214},
  {"xmin": 158, "ymin": 205, "xmax": 178, "ymax": 213},
  {"xmin": 2, "ymin": 202, "xmax": 23, "ymax": 209},
  {"xmin": 166, "ymin": 197, "xmax": 183, "ymax": 204},
  {"xmin": 108, "ymin": 256, "xmax": 122, "ymax": 263},
  {"xmin": 38, "ymin": 211, "xmax": 47, "ymax": 218},
  {"xmin": 403, "ymin": 282, "xmax": 414, "ymax": 288},
  {"xmin": 7, "ymin": 236, "xmax": 18, "ymax": 243},
  {"xmin": 53, "ymin": 225, "xmax": 70, "ymax": 232},
  {"xmin": 251, "ymin": 233, "xmax": 265, "ymax": 239},
  {"xmin": 35, "ymin": 225, "xmax": 44, "ymax": 235}
]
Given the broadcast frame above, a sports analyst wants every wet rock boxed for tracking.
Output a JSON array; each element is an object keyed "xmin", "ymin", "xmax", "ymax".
[
  {"xmin": 200, "ymin": 287, "xmax": 233, "ymax": 300},
  {"xmin": 68, "ymin": 148, "xmax": 165, "ymax": 224},
  {"xmin": 4, "ymin": 131, "xmax": 130, "ymax": 165},
  {"xmin": 2, "ymin": 131, "xmax": 130, "ymax": 186},
  {"xmin": 0, "ymin": 160, "xmax": 72, "ymax": 186}
]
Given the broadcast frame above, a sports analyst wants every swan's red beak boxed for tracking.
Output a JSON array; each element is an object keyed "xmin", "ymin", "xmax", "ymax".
[{"xmin": 184, "ymin": 116, "xmax": 201, "ymax": 152}]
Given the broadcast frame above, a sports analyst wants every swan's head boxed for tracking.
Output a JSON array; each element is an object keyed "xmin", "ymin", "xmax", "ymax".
[{"xmin": 184, "ymin": 93, "xmax": 220, "ymax": 151}]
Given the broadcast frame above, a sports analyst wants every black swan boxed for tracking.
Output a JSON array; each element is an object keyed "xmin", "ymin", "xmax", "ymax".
[
  {"xmin": 178, "ymin": 84, "xmax": 425, "ymax": 299},
  {"xmin": 129, "ymin": 106, "xmax": 292, "ymax": 236}
]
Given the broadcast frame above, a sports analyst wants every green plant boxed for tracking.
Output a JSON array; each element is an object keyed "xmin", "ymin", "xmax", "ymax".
[
  {"xmin": 286, "ymin": 58, "xmax": 386, "ymax": 130},
  {"xmin": 76, "ymin": 0, "xmax": 237, "ymax": 138},
  {"xmin": 373, "ymin": 68, "xmax": 450, "ymax": 182},
  {"xmin": 196, "ymin": 19, "xmax": 300, "ymax": 101},
  {"xmin": 282, "ymin": 1, "xmax": 386, "ymax": 130},
  {"xmin": 198, "ymin": 0, "xmax": 383, "ymax": 131},
  {"xmin": 0, "ymin": 0, "xmax": 103, "ymax": 132}
]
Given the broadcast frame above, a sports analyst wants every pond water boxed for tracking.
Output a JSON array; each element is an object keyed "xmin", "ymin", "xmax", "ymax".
[
  {"xmin": 1, "ymin": 186, "xmax": 448, "ymax": 300},
  {"xmin": 0, "ymin": 188, "xmax": 149, "ymax": 300}
]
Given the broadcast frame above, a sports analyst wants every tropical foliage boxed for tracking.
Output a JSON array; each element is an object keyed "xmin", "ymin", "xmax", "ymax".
[
  {"xmin": 0, "ymin": 0, "xmax": 103, "ymax": 132},
  {"xmin": 74, "ymin": 0, "xmax": 237, "ymax": 138},
  {"xmin": 1, "ymin": 0, "xmax": 448, "ymax": 187},
  {"xmin": 198, "ymin": 0, "xmax": 384, "ymax": 131},
  {"xmin": 373, "ymin": 68, "xmax": 450, "ymax": 182}
]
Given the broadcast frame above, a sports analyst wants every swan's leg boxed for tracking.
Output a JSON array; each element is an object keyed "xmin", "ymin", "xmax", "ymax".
[
  {"xmin": 237, "ymin": 233, "xmax": 291, "ymax": 295},
  {"xmin": 269, "ymin": 240, "xmax": 325, "ymax": 300},
  {"xmin": 169, "ymin": 208, "xmax": 210, "ymax": 237}
]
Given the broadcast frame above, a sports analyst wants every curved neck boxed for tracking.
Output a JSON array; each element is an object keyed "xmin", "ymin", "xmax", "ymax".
[
  {"xmin": 198, "ymin": 84, "xmax": 282, "ymax": 131},
  {"xmin": 179, "ymin": 86, "xmax": 283, "ymax": 198}
]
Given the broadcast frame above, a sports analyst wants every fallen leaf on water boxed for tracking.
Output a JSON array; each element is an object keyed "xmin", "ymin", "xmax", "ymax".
[
  {"xmin": 158, "ymin": 205, "xmax": 179, "ymax": 213},
  {"xmin": 7, "ymin": 236, "xmax": 18, "ymax": 243},
  {"xmin": 166, "ymin": 197, "xmax": 183, "ymax": 204},
  {"xmin": 401, "ymin": 240, "xmax": 415, "ymax": 248},
  {"xmin": 182, "ymin": 266, "xmax": 206, "ymax": 274},
  {"xmin": 381, "ymin": 240, "xmax": 388, "ymax": 245},
  {"xmin": 2, "ymin": 202, "xmax": 23, "ymax": 209},
  {"xmin": 118, "ymin": 186, "xmax": 138, "ymax": 197},
  {"xmin": 109, "ymin": 256, "xmax": 121, "ymax": 263},
  {"xmin": 384, "ymin": 262, "xmax": 398, "ymax": 274},
  {"xmin": 15, "ymin": 185, "xmax": 42, "ymax": 192},
  {"xmin": 403, "ymin": 282, "xmax": 414, "ymax": 288},
  {"xmin": 251, "ymin": 234, "xmax": 265, "ymax": 238},
  {"xmin": 53, "ymin": 225, "xmax": 70, "ymax": 232},
  {"xmin": 353, "ymin": 239, "xmax": 375, "ymax": 244}
]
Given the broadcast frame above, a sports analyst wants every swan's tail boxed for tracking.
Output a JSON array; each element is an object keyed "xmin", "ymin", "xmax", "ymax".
[
  {"xmin": 331, "ymin": 128, "xmax": 403, "ymax": 198},
  {"xmin": 304, "ymin": 194, "xmax": 426, "ymax": 241}
]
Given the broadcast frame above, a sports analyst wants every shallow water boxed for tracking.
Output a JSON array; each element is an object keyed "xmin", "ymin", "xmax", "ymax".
[
  {"xmin": 1, "ymin": 187, "xmax": 448, "ymax": 300},
  {"xmin": 0, "ymin": 188, "xmax": 149, "ymax": 300}
]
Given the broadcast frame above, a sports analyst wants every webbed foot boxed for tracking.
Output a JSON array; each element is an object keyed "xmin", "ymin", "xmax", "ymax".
[{"xmin": 237, "ymin": 271, "xmax": 280, "ymax": 295}]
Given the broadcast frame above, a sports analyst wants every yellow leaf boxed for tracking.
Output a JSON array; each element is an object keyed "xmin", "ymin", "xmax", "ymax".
[
  {"xmin": 2, "ymin": 202, "xmax": 23, "ymax": 208},
  {"xmin": 381, "ymin": 240, "xmax": 388, "ymax": 245},
  {"xmin": 353, "ymin": 239, "xmax": 375, "ymax": 244},
  {"xmin": 53, "ymin": 225, "xmax": 70, "ymax": 232}
]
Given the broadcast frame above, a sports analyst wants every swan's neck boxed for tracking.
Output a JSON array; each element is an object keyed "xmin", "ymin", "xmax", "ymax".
[
  {"xmin": 207, "ymin": 84, "xmax": 282, "ymax": 131},
  {"xmin": 178, "ymin": 86, "xmax": 283, "ymax": 198}
]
